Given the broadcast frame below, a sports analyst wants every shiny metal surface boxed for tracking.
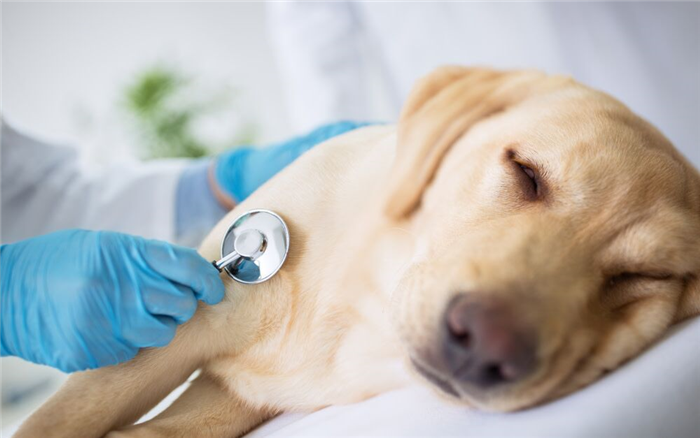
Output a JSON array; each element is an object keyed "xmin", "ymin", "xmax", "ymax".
[
  {"xmin": 217, "ymin": 209, "xmax": 290, "ymax": 284},
  {"xmin": 213, "ymin": 229, "xmax": 265, "ymax": 271}
]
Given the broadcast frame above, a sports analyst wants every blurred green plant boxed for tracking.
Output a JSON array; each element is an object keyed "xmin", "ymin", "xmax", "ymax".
[{"xmin": 123, "ymin": 64, "xmax": 256, "ymax": 159}]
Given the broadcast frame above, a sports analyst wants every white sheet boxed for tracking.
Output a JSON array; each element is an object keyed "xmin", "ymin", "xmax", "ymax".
[{"xmin": 247, "ymin": 317, "xmax": 700, "ymax": 437}]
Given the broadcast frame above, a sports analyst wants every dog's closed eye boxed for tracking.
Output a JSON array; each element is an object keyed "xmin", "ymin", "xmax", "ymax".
[
  {"xmin": 603, "ymin": 271, "xmax": 676, "ymax": 309},
  {"xmin": 607, "ymin": 272, "xmax": 674, "ymax": 287},
  {"xmin": 608, "ymin": 272, "xmax": 645, "ymax": 287},
  {"xmin": 516, "ymin": 163, "xmax": 539, "ymax": 197},
  {"xmin": 505, "ymin": 149, "xmax": 543, "ymax": 201}
]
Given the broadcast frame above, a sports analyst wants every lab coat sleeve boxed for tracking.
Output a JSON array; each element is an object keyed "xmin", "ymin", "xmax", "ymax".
[
  {"xmin": 1, "ymin": 122, "xmax": 185, "ymax": 244},
  {"xmin": 267, "ymin": 1, "xmax": 368, "ymax": 132}
]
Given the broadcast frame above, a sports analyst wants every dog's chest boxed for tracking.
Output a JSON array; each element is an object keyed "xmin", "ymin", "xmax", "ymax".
[{"xmin": 206, "ymin": 290, "xmax": 409, "ymax": 411}]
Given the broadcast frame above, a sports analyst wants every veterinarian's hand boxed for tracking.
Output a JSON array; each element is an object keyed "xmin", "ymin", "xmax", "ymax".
[
  {"xmin": 0, "ymin": 229, "xmax": 225, "ymax": 373},
  {"xmin": 212, "ymin": 120, "xmax": 373, "ymax": 205}
]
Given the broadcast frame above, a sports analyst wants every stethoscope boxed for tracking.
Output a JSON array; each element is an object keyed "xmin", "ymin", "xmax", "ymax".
[{"xmin": 211, "ymin": 209, "xmax": 290, "ymax": 284}]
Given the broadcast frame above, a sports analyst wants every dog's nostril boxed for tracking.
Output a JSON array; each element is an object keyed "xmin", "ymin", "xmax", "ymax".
[
  {"xmin": 484, "ymin": 363, "xmax": 504, "ymax": 381},
  {"xmin": 452, "ymin": 330, "xmax": 471, "ymax": 345},
  {"xmin": 498, "ymin": 363, "xmax": 520, "ymax": 381},
  {"xmin": 446, "ymin": 302, "xmax": 472, "ymax": 347},
  {"xmin": 481, "ymin": 362, "xmax": 519, "ymax": 384},
  {"xmin": 447, "ymin": 323, "xmax": 472, "ymax": 347}
]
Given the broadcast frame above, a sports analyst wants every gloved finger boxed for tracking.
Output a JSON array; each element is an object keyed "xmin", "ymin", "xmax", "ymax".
[
  {"xmin": 141, "ymin": 240, "xmax": 225, "ymax": 306},
  {"xmin": 142, "ymin": 283, "xmax": 198, "ymax": 325},
  {"xmin": 122, "ymin": 314, "xmax": 178, "ymax": 349}
]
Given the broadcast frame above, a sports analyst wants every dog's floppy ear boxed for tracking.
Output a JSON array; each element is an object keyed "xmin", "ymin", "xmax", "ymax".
[{"xmin": 384, "ymin": 66, "xmax": 570, "ymax": 218}]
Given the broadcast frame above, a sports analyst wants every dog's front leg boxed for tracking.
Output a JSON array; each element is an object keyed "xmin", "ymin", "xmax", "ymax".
[
  {"xmin": 15, "ymin": 309, "xmax": 216, "ymax": 438},
  {"xmin": 106, "ymin": 371, "xmax": 272, "ymax": 438}
]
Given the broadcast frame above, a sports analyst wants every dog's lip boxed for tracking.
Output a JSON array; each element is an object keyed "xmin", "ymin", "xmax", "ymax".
[{"xmin": 410, "ymin": 357, "xmax": 460, "ymax": 397}]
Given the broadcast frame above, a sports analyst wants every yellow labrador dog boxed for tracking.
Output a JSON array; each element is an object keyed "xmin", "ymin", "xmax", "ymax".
[{"xmin": 17, "ymin": 67, "xmax": 700, "ymax": 437}]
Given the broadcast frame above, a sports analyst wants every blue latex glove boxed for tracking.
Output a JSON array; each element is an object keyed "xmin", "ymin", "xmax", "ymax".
[
  {"xmin": 0, "ymin": 229, "xmax": 225, "ymax": 373},
  {"xmin": 214, "ymin": 121, "xmax": 373, "ymax": 203}
]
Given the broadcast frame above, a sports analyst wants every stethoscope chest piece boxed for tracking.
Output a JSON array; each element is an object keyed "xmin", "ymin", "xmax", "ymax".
[{"xmin": 212, "ymin": 209, "xmax": 290, "ymax": 284}]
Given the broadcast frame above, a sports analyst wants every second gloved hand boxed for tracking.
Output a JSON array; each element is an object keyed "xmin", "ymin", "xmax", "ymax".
[
  {"xmin": 0, "ymin": 229, "xmax": 225, "ymax": 373},
  {"xmin": 213, "ymin": 121, "xmax": 372, "ymax": 204}
]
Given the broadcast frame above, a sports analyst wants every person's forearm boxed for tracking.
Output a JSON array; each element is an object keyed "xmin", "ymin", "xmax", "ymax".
[{"xmin": 175, "ymin": 159, "xmax": 230, "ymax": 247}]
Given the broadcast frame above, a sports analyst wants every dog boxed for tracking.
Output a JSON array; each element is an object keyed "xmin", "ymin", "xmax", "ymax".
[{"xmin": 16, "ymin": 67, "xmax": 700, "ymax": 437}]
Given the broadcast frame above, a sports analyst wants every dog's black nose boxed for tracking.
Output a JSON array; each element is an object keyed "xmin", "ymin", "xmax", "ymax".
[{"xmin": 443, "ymin": 295, "xmax": 536, "ymax": 388}]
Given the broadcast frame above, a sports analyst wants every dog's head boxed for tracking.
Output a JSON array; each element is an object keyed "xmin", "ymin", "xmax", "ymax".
[{"xmin": 385, "ymin": 67, "xmax": 700, "ymax": 411}]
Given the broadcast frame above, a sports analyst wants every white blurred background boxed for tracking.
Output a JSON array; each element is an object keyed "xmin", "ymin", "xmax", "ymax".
[
  {"xmin": 2, "ymin": 1, "xmax": 699, "ymax": 435},
  {"xmin": 3, "ymin": 2, "xmax": 292, "ymax": 163}
]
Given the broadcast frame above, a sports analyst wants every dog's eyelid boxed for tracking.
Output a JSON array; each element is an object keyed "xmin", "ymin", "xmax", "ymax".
[
  {"xmin": 503, "ymin": 147, "xmax": 550, "ymax": 203},
  {"xmin": 519, "ymin": 164, "xmax": 536, "ymax": 179},
  {"xmin": 606, "ymin": 271, "xmax": 674, "ymax": 286}
]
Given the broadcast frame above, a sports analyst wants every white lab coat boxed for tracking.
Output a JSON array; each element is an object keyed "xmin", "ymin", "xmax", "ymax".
[
  {"xmin": 268, "ymin": 1, "xmax": 700, "ymax": 167},
  {"xmin": 1, "ymin": 122, "xmax": 185, "ymax": 244}
]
